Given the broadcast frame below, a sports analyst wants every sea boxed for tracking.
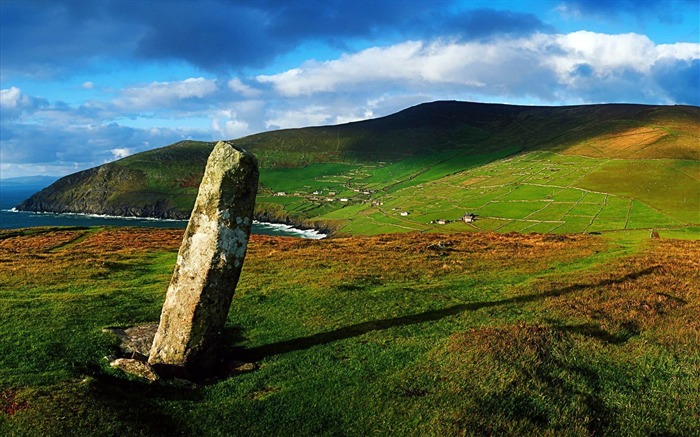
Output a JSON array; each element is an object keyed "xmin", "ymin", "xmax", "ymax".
[{"xmin": 0, "ymin": 183, "xmax": 326, "ymax": 239}]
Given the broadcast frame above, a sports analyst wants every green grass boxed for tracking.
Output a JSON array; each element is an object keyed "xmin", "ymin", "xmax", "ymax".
[
  {"xmin": 259, "ymin": 163, "xmax": 360, "ymax": 193},
  {"xmin": 1, "ymin": 228, "xmax": 698, "ymax": 435},
  {"xmin": 249, "ymin": 144, "xmax": 694, "ymax": 240},
  {"xmin": 576, "ymin": 159, "xmax": 700, "ymax": 223},
  {"xmin": 262, "ymin": 151, "xmax": 697, "ymax": 237}
]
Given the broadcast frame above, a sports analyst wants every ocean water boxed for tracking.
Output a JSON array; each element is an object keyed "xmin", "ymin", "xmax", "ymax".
[{"xmin": 0, "ymin": 185, "xmax": 325, "ymax": 239}]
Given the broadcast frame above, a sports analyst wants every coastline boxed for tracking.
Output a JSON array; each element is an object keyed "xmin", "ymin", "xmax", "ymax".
[
  {"xmin": 2, "ymin": 208, "xmax": 327, "ymax": 239},
  {"xmin": 7, "ymin": 207, "xmax": 188, "ymax": 222}
]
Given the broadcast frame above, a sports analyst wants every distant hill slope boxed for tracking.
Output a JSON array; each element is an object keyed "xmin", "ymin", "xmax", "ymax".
[{"xmin": 16, "ymin": 101, "xmax": 700, "ymax": 234}]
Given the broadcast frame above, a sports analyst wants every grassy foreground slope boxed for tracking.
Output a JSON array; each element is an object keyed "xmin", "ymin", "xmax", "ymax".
[
  {"xmin": 16, "ymin": 102, "xmax": 700, "ymax": 235},
  {"xmin": 1, "ymin": 227, "xmax": 698, "ymax": 435}
]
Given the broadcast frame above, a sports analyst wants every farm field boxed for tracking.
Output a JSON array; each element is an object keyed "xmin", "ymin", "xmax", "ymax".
[
  {"xmin": 255, "ymin": 151, "xmax": 699, "ymax": 237},
  {"xmin": 1, "ymin": 227, "xmax": 698, "ymax": 435}
]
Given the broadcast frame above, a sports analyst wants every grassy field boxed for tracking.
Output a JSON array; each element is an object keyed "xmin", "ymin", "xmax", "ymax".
[
  {"xmin": 1, "ymin": 227, "xmax": 698, "ymax": 435},
  {"xmin": 254, "ymin": 150, "xmax": 698, "ymax": 237}
]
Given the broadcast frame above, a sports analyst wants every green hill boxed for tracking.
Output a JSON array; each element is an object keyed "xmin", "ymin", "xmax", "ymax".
[{"xmin": 16, "ymin": 101, "xmax": 700, "ymax": 235}]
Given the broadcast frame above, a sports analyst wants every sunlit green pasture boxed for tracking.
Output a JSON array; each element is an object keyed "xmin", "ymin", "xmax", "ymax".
[{"xmin": 253, "ymin": 150, "xmax": 698, "ymax": 237}]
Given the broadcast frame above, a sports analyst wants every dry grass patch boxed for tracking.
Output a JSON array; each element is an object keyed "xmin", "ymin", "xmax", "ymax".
[
  {"xmin": 542, "ymin": 239, "xmax": 700, "ymax": 350},
  {"xmin": 563, "ymin": 126, "xmax": 670, "ymax": 159},
  {"xmin": 0, "ymin": 227, "xmax": 183, "ymax": 292},
  {"xmin": 243, "ymin": 232, "xmax": 602, "ymax": 291}
]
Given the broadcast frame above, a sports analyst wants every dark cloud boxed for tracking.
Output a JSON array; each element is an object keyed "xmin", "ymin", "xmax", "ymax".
[
  {"xmin": 1, "ymin": 0, "xmax": 550, "ymax": 76},
  {"xmin": 124, "ymin": 1, "xmax": 279, "ymax": 71},
  {"xmin": 440, "ymin": 8, "xmax": 553, "ymax": 40},
  {"xmin": 0, "ymin": 0, "xmax": 140, "ymax": 77}
]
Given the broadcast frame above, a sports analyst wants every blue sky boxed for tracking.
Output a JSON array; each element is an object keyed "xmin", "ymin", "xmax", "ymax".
[{"xmin": 1, "ymin": 0, "xmax": 698, "ymax": 178}]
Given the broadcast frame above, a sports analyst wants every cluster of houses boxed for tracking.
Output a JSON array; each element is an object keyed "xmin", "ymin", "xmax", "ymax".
[
  {"xmin": 273, "ymin": 187, "xmax": 380, "ymax": 204},
  {"xmin": 429, "ymin": 213, "xmax": 477, "ymax": 225},
  {"xmin": 272, "ymin": 188, "xmax": 478, "ymax": 226},
  {"xmin": 352, "ymin": 188, "xmax": 375, "ymax": 195}
]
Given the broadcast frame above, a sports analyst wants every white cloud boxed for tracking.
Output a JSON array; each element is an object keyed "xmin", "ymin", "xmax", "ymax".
[
  {"xmin": 257, "ymin": 42, "xmax": 440, "ymax": 96},
  {"xmin": 256, "ymin": 38, "xmax": 554, "ymax": 97},
  {"xmin": 0, "ymin": 87, "xmax": 23, "ymax": 108},
  {"xmin": 256, "ymin": 32, "xmax": 700, "ymax": 102},
  {"xmin": 550, "ymin": 31, "xmax": 656, "ymax": 78},
  {"xmin": 227, "ymin": 78, "xmax": 260, "ymax": 97},
  {"xmin": 264, "ymin": 105, "xmax": 335, "ymax": 129},
  {"xmin": 115, "ymin": 77, "xmax": 218, "ymax": 109},
  {"xmin": 82, "ymin": 81, "xmax": 95, "ymax": 89},
  {"xmin": 211, "ymin": 110, "xmax": 251, "ymax": 139},
  {"xmin": 656, "ymin": 42, "xmax": 700, "ymax": 61},
  {"xmin": 110, "ymin": 148, "xmax": 131, "ymax": 159},
  {"xmin": 335, "ymin": 109, "xmax": 374, "ymax": 125}
]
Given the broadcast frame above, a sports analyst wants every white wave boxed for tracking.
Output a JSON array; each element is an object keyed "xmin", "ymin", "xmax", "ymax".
[
  {"xmin": 6, "ymin": 209, "xmax": 188, "ymax": 222},
  {"xmin": 252, "ymin": 220, "xmax": 327, "ymax": 239},
  {"xmin": 4, "ymin": 209, "xmax": 326, "ymax": 239}
]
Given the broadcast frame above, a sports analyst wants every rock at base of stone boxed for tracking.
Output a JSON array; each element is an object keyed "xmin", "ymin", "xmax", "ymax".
[
  {"xmin": 103, "ymin": 324, "xmax": 158, "ymax": 360},
  {"xmin": 103, "ymin": 323, "xmax": 259, "ymax": 382},
  {"xmin": 110, "ymin": 358, "xmax": 159, "ymax": 382},
  {"xmin": 226, "ymin": 360, "xmax": 257, "ymax": 375}
]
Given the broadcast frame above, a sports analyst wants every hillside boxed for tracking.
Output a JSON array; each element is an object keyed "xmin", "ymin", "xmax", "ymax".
[{"xmin": 15, "ymin": 101, "xmax": 700, "ymax": 235}]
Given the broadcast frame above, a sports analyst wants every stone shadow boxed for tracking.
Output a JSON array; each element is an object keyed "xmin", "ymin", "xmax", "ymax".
[{"xmin": 233, "ymin": 266, "xmax": 659, "ymax": 362}]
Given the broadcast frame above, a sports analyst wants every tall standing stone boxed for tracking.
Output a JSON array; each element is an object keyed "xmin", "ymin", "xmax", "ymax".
[{"xmin": 148, "ymin": 141, "xmax": 258, "ymax": 378}]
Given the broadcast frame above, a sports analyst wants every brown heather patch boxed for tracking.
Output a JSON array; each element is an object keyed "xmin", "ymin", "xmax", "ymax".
[
  {"xmin": 0, "ymin": 229, "xmax": 88, "ymax": 289},
  {"xmin": 444, "ymin": 323, "xmax": 569, "ymax": 366},
  {"xmin": 176, "ymin": 172, "xmax": 201, "ymax": 189},
  {"xmin": 69, "ymin": 228, "xmax": 183, "ymax": 252},
  {"xmin": 558, "ymin": 110, "xmax": 700, "ymax": 160},
  {"xmin": 460, "ymin": 176, "xmax": 487, "ymax": 186},
  {"xmin": 420, "ymin": 237, "xmax": 700, "ymax": 435},
  {"xmin": 1, "ymin": 388, "xmax": 29, "ymax": 416},
  {"xmin": 542, "ymin": 239, "xmax": 700, "ymax": 350},
  {"xmin": 0, "ymin": 227, "xmax": 183, "ymax": 256},
  {"xmin": 563, "ymin": 126, "xmax": 669, "ymax": 159},
  {"xmin": 426, "ymin": 324, "xmax": 588, "ymax": 436},
  {"xmin": 0, "ymin": 229, "xmax": 87, "ymax": 254},
  {"xmin": 0, "ymin": 228, "xmax": 184, "ymax": 291},
  {"xmin": 243, "ymin": 231, "xmax": 601, "ymax": 289}
]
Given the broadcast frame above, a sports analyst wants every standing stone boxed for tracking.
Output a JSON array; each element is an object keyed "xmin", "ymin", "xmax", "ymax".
[{"xmin": 148, "ymin": 141, "xmax": 258, "ymax": 378}]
